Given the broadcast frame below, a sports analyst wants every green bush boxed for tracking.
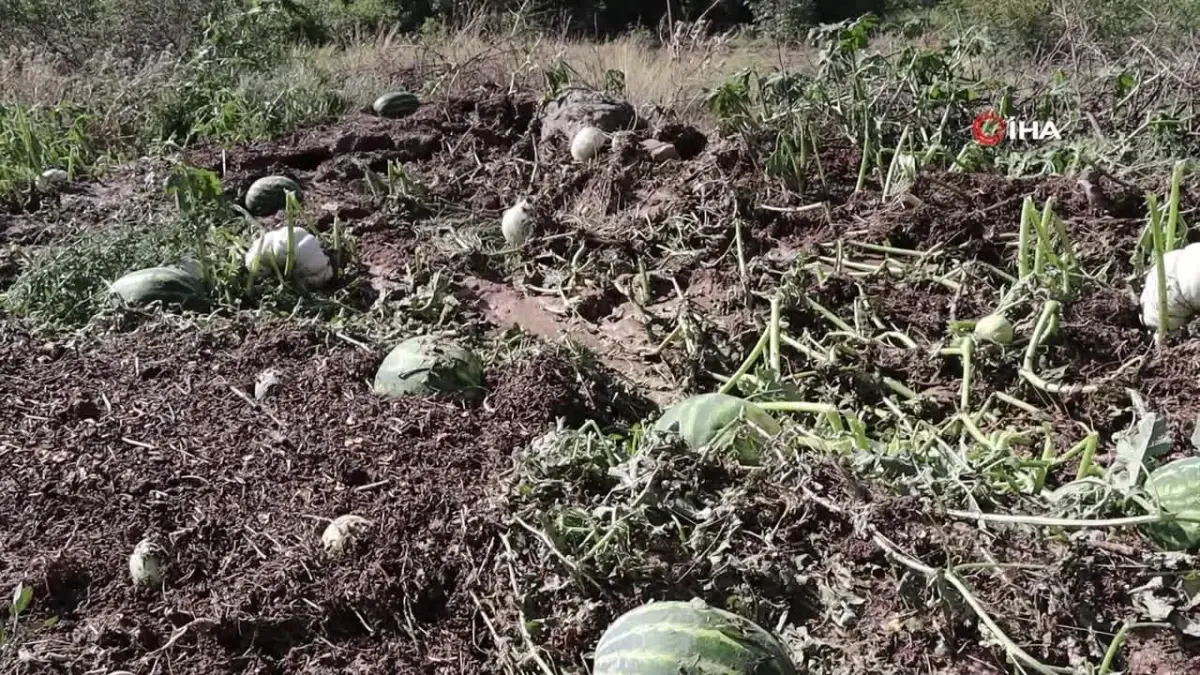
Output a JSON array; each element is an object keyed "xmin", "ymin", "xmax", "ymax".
[
  {"xmin": 0, "ymin": 0, "xmax": 906, "ymax": 57},
  {"xmin": 935, "ymin": 0, "xmax": 1200, "ymax": 58},
  {"xmin": 300, "ymin": 0, "xmax": 399, "ymax": 39},
  {"xmin": 0, "ymin": 0, "xmax": 242, "ymax": 66}
]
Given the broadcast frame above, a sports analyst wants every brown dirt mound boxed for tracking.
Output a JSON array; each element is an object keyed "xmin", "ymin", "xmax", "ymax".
[
  {"xmin": 6, "ymin": 85, "xmax": 1200, "ymax": 673},
  {"xmin": 0, "ymin": 319, "xmax": 641, "ymax": 674},
  {"xmin": 13, "ymin": 84, "xmax": 1200, "ymax": 474}
]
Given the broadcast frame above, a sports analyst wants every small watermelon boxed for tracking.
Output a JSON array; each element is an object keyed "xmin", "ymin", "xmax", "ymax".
[
  {"xmin": 374, "ymin": 335, "xmax": 483, "ymax": 399},
  {"xmin": 108, "ymin": 266, "xmax": 205, "ymax": 310},
  {"xmin": 245, "ymin": 175, "xmax": 302, "ymax": 216},
  {"xmin": 372, "ymin": 92, "xmax": 420, "ymax": 119},
  {"xmin": 653, "ymin": 393, "xmax": 781, "ymax": 464},
  {"xmin": 1143, "ymin": 457, "xmax": 1200, "ymax": 550},
  {"xmin": 593, "ymin": 598, "xmax": 797, "ymax": 675}
]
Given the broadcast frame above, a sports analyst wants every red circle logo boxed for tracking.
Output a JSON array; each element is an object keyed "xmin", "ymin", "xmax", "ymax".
[{"xmin": 972, "ymin": 111, "xmax": 1007, "ymax": 146}]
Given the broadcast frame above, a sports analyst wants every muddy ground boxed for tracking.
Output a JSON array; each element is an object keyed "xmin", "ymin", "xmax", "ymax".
[{"xmin": 2, "ymin": 86, "xmax": 1200, "ymax": 673}]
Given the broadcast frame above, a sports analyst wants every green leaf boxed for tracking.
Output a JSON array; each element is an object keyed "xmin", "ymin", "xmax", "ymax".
[
  {"xmin": 1108, "ymin": 411, "xmax": 1170, "ymax": 491},
  {"xmin": 12, "ymin": 583, "xmax": 32, "ymax": 615},
  {"xmin": 165, "ymin": 165, "xmax": 224, "ymax": 216},
  {"xmin": 1114, "ymin": 72, "xmax": 1138, "ymax": 98}
]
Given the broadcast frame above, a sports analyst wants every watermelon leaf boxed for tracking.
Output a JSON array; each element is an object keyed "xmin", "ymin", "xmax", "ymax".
[
  {"xmin": 1130, "ymin": 577, "xmax": 1176, "ymax": 620},
  {"xmin": 165, "ymin": 164, "xmax": 225, "ymax": 217},
  {"xmin": 1130, "ymin": 575, "xmax": 1200, "ymax": 637},
  {"xmin": 1107, "ymin": 411, "xmax": 1170, "ymax": 492}
]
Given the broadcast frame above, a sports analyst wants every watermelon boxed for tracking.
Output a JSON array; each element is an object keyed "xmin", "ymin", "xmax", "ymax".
[
  {"xmin": 1143, "ymin": 457, "xmax": 1200, "ymax": 550},
  {"xmin": 653, "ymin": 393, "xmax": 781, "ymax": 464},
  {"xmin": 108, "ymin": 266, "xmax": 205, "ymax": 310},
  {"xmin": 374, "ymin": 335, "xmax": 483, "ymax": 399},
  {"xmin": 372, "ymin": 92, "xmax": 420, "ymax": 119},
  {"xmin": 593, "ymin": 598, "xmax": 797, "ymax": 675},
  {"xmin": 245, "ymin": 175, "xmax": 302, "ymax": 216}
]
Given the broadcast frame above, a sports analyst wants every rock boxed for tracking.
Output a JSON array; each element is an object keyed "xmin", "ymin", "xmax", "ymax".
[
  {"xmin": 539, "ymin": 88, "xmax": 638, "ymax": 143},
  {"xmin": 1077, "ymin": 167, "xmax": 1111, "ymax": 214},
  {"xmin": 255, "ymin": 369, "xmax": 281, "ymax": 400},
  {"xmin": 641, "ymin": 139, "xmax": 681, "ymax": 162}
]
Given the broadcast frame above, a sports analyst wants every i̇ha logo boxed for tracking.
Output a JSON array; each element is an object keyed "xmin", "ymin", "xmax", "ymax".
[{"xmin": 972, "ymin": 110, "xmax": 1061, "ymax": 146}]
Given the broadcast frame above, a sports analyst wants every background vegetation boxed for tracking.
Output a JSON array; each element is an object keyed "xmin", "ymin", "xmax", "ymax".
[{"xmin": 2, "ymin": 0, "xmax": 1198, "ymax": 169}]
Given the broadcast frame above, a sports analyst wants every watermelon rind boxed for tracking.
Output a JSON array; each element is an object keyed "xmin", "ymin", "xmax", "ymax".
[
  {"xmin": 373, "ymin": 335, "xmax": 484, "ymax": 399},
  {"xmin": 245, "ymin": 175, "xmax": 302, "ymax": 216},
  {"xmin": 653, "ymin": 393, "xmax": 781, "ymax": 464},
  {"xmin": 372, "ymin": 92, "xmax": 420, "ymax": 119},
  {"xmin": 108, "ymin": 266, "xmax": 205, "ymax": 311},
  {"xmin": 1142, "ymin": 456, "xmax": 1200, "ymax": 550},
  {"xmin": 593, "ymin": 598, "xmax": 797, "ymax": 675}
]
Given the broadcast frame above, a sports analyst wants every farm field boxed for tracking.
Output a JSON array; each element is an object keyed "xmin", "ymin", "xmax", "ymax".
[{"xmin": 4, "ymin": 5, "xmax": 1200, "ymax": 675}]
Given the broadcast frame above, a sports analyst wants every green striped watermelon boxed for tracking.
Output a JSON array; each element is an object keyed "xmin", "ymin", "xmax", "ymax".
[
  {"xmin": 373, "ymin": 335, "xmax": 484, "ymax": 399},
  {"xmin": 593, "ymin": 598, "xmax": 797, "ymax": 675},
  {"xmin": 1143, "ymin": 457, "xmax": 1200, "ymax": 550},
  {"xmin": 108, "ymin": 266, "xmax": 205, "ymax": 310},
  {"xmin": 372, "ymin": 92, "xmax": 420, "ymax": 119},
  {"xmin": 245, "ymin": 175, "xmax": 302, "ymax": 216},
  {"xmin": 653, "ymin": 393, "xmax": 781, "ymax": 464}
]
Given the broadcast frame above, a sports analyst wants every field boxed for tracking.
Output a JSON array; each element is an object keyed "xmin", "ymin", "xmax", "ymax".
[{"xmin": 4, "ymin": 4, "xmax": 1200, "ymax": 675}]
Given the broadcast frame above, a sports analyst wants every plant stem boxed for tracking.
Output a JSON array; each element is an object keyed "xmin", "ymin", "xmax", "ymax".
[
  {"xmin": 769, "ymin": 295, "xmax": 781, "ymax": 374},
  {"xmin": 1165, "ymin": 160, "xmax": 1184, "ymax": 247},
  {"xmin": 719, "ymin": 324, "xmax": 770, "ymax": 395},
  {"xmin": 882, "ymin": 125, "xmax": 911, "ymax": 199},
  {"xmin": 1018, "ymin": 197, "xmax": 1033, "ymax": 278},
  {"xmin": 1097, "ymin": 620, "xmax": 1173, "ymax": 675},
  {"xmin": 1147, "ymin": 193, "xmax": 1169, "ymax": 341},
  {"xmin": 946, "ymin": 510, "xmax": 1200, "ymax": 528},
  {"xmin": 1074, "ymin": 432, "xmax": 1099, "ymax": 479},
  {"xmin": 959, "ymin": 336, "xmax": 974, "ymax": 412},
  {"xmin": 855, "ymin": 113, "xmax": 871, "ymax": 192}
]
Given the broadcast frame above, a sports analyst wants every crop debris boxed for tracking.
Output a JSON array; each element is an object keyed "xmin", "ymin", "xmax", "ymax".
[{"xmin": 3, "ymin": 5, "xmax": 1200, "ymax": 674}]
